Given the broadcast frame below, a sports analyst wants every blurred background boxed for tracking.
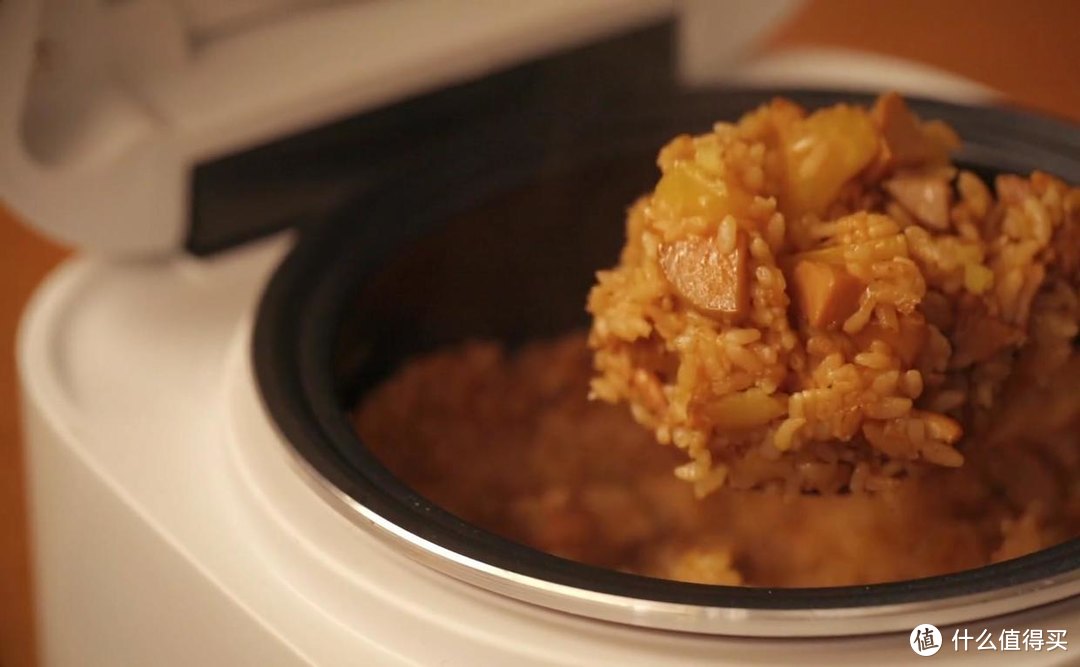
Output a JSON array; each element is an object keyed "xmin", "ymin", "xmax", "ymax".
[{"xmin": 1, "ymin": 1, "xmax": 1077, "ymax": 665}]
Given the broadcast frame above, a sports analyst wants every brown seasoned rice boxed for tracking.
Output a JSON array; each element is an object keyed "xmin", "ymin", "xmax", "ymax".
[
  {"xmin": 586, "ymin": 93, "xmax": 1080, "ymax": 496},
  {"xmin": 353, "ymin": 93, "xmax": 1079, "ymax": 586},
  {"xmin": 354, "ymin": 334, "xmax": 1079, "ymax": 586}
]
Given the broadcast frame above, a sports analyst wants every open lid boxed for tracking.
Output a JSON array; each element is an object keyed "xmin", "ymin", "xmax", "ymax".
[{"xmin": 0, "ymin": 0, "xmax": 802, "ymax": 256}]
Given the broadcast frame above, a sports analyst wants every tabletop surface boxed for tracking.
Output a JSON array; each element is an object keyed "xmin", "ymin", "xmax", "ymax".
[{"xmin": 1, "ymin": 1, "xmax": 1078, "ymax": 665}]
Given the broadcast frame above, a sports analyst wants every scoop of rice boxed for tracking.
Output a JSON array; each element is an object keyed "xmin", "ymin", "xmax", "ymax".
[{"xmin": 586, "ymin": 93, "xmax": 1080, "ymax": 496}]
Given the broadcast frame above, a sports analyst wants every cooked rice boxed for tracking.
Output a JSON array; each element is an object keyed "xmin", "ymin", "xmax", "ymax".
[
  {"xmin": 352, "ymin": 93, "xmax": 1079, "ymax": 586},
  {"xmin": 586, "ymin": 93, "xmax": 1080, "ymax": 495},
  {"xmin": 354, "ymin": 334, "xmax": 1079, "ymax": 586}
]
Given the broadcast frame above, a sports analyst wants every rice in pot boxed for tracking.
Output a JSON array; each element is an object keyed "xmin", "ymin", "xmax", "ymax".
[{"xmin": 353, "ymin": 94, "xmax": 1079, "ymax": 586}]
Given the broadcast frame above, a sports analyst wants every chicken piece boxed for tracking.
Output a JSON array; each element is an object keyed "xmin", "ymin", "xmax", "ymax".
[
  {"xmin": 853, "ymin": 316, "xmax": 928, "ymax": 367},
  {"xmin": 791, "ymin": 259, "xmax": 866, "ymax": 329},
  {"xmin": 659, "ymin": 233, "xmax": 748, "ymax": 318},
  {"xmin": 872, "ymin": 92, "xmax": 959, "ymax": 170},
  {"xmin": 949, "ymin": 307, "xmax": 1024, "ymax": 368},
  {"xmin": 884, "ymin": 173, "xmax": 953, "ymax": 230}
]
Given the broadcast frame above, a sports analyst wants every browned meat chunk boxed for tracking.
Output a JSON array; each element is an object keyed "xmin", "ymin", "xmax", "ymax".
[
  {"xmin": 659, "ymin": 233, "xmax": 749, "ymax": 318},
  {"xmin": 791, "ymin": 259, "xmax": 866, "ymax": 329}
]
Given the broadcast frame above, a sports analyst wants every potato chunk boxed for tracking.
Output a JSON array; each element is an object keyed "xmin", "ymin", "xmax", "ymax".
[
  {"xmin": 781, "ymin": 105, "xmax": 879, "ymax": 219},
  {"xmin": 659, "ymin": 233, "xmax": 748, "ymax": 317},
  {"xmin": 654, "ymin": 163, "xmax": 752, "ymax": 222},
  {"xmin": 792, "ymin": 259, "xmax": 866, "ymax": 329},
  {"xmin": 701, "ymin": 388, "xmax": 787, "ymax": 431}
]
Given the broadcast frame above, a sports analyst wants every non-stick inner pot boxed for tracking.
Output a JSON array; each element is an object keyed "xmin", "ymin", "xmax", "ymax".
[{"xmin": 253, "ymin": 89, "xmax": 1080, "ymax": 636}]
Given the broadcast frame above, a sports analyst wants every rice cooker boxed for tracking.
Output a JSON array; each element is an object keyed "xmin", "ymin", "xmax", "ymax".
[{"xmin": 3, "ymin": 0, "xmax": 1077, "ymax": 664}]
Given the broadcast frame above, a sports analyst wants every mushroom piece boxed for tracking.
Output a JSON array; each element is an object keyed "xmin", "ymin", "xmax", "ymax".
[{"xmin": 884, "ymin": 173, "xmax": 953, "ymax": 230}]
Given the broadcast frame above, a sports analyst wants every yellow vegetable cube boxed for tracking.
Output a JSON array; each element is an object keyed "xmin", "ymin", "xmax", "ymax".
[{"xmin": 781, "ymin": 105, "xmax": 879, "ymax": 219}]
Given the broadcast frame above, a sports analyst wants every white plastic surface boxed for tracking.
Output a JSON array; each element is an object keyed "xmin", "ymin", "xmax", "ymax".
[
  {"xmin": 0, "ymin": 0, "xmax": 680, "ymax": 255},
  {"xmin": 724, "ymin": 47, "xmax": 997, "ymax": 102}
]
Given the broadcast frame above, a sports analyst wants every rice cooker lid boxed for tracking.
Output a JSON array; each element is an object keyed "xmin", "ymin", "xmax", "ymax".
[{"xmin": 0, "ymin": 0, "xmax": 797, "ymax": 257}]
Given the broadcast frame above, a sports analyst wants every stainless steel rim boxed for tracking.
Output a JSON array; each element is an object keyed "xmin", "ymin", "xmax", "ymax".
[{"xmin": 278, "ymin": 431, "xmax": 1080, "ymax": 637}]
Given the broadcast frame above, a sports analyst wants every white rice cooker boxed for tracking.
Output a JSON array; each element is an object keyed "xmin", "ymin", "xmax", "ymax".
[{"xmin": 3, "ymin": 0, "xmax": 1077, "ymax": 664}]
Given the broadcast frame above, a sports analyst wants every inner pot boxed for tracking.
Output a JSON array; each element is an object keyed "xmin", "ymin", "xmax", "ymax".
[{"xmin": 253, "ymin": 88, "xmax": 1080, "ymax": 637}]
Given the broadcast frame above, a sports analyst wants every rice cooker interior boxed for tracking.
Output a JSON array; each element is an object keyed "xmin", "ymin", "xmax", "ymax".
[{"xmin": 251, "ymin": 76, "xmax": 1080, "ymax": 635}]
